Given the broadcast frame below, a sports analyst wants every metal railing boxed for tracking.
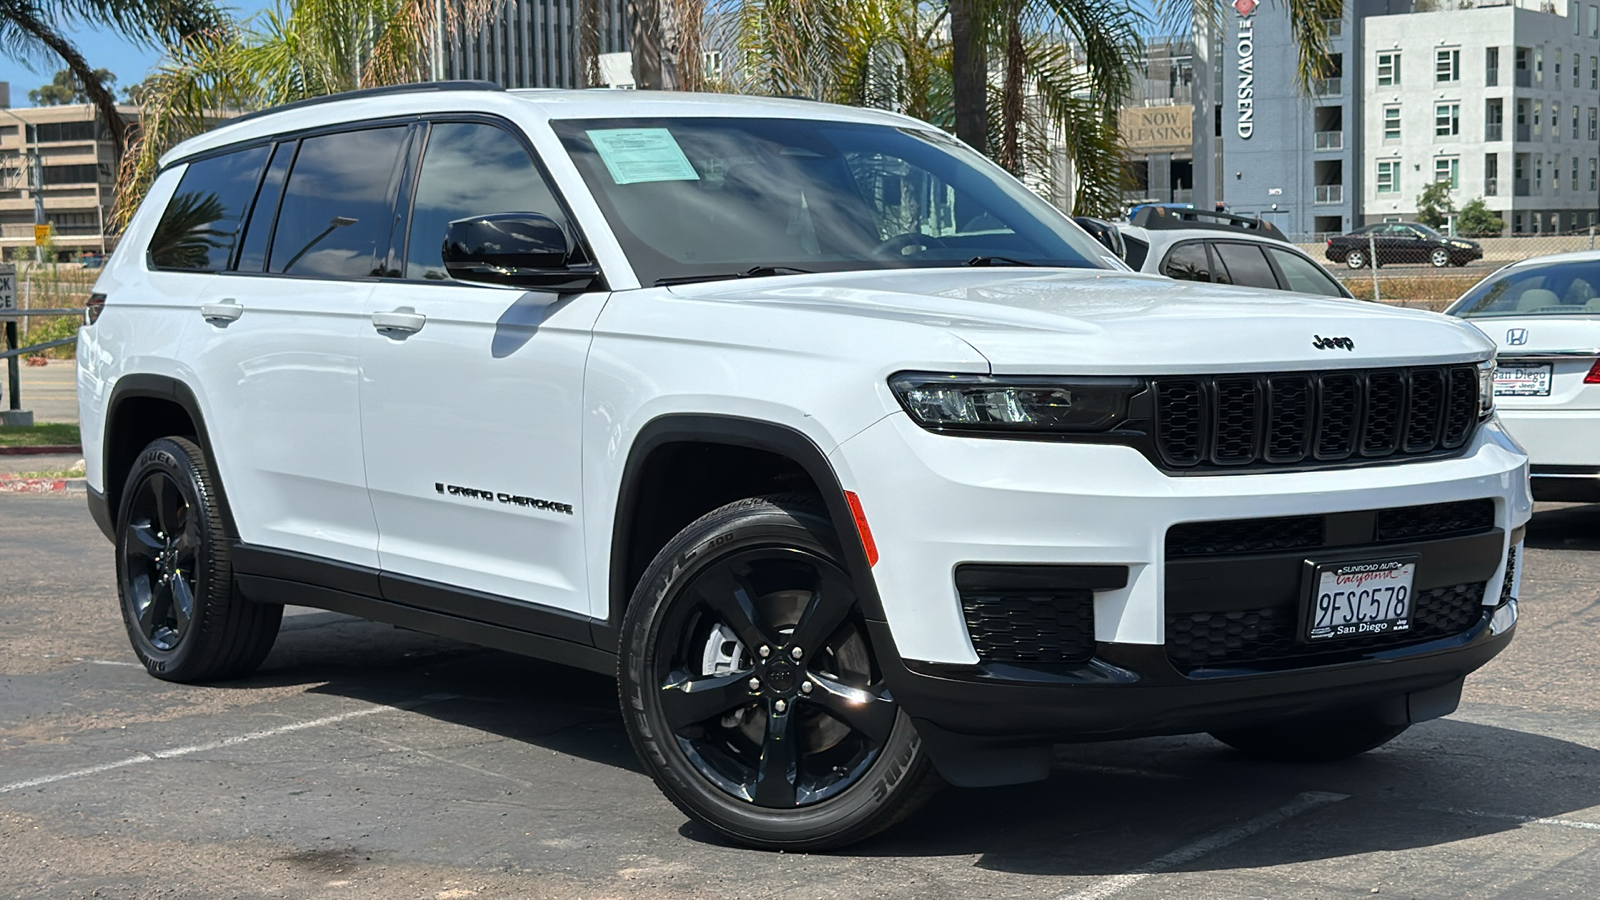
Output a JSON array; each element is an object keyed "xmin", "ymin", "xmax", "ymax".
[
  {"xmin": 1312, "ymin": 77, "xmax": 1343, "ymax": 96},
  {"xmin": 1486, "ymin": 122, "xmax": 1503, "ymax": 141},
  {"xmin": 1314, "ymin": 131, "xmax": 1344, "ymax": 150},
  {"xmin": 1, "ymin": 305, "xmax": 87, "ymax": 425},
  {"xmin": 1515, "ymin": 124, "xmax": 1532, "ymax": 141},
  {"xmin": 1314, "ymin": 184, "xmax": 1344, "ymax": 204},
  {"xmin": 1514, "ymin": 178, "xmax": 1532, "ymax": 195},
  {"xmin": 1485, "ymin": 176, "xmax": 1499, "ymax": 195},
  {"xmin": 1514, "ymin": 69, "xmax": 1532, "ymax": 87}
]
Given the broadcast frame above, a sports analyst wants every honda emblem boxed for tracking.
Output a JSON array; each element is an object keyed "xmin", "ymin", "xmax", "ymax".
[{"xmin": 1506, "ymin": 328, "xmax": 1529, "ymax": 346}]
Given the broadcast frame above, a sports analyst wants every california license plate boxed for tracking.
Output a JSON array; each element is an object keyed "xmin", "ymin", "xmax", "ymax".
[
  {"xmin": 1494, "ymin": 364, "xmax": 1552, "ymax": 397},
  {"xmin": 1304, "ymin": 558, "xmax": 1415, "ymax": 642}
]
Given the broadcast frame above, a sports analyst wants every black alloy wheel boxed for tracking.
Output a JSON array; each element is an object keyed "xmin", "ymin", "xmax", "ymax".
[
  {"xmin": 115, "ymin": 437, "xmax": 282, "ymax": 681},
  {"xmin": 621, "ymin": 494, "xmax": 935, "ymax": 850}
]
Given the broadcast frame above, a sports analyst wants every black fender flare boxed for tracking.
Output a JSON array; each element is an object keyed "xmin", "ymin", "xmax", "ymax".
[{"xmin": 602, "ymin": 414, "xmax": 888, "ymax": 648}]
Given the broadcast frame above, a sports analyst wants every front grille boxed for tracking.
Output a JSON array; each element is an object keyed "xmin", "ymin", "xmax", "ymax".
[
  {"xmin": 1166, "ymin": 582, "xmax": 1487, "ymax": 671},
  {"xmin": 1152, "ymin": 365, "xmax": 1480, "ymax": 471},
  {"xmin": 1167, "ymin": 499, "xmax": 1496, "ymax": 558},
  {"xmin": 960, "ymin": 589, "xmax": 1096, "ymax": 664}
]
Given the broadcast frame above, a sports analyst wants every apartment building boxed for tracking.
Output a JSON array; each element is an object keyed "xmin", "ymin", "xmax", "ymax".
[{"xmin": 1363, "ymin": 0, "xmax": 1600, "ymax": 234}]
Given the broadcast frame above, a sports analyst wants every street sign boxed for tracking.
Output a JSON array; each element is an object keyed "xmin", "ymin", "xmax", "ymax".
[
  {"xmin": 0, "ymin": 264, "xmax": 13, "ymax": 310},
  {"xmin": 33, "ymin": 224, "xmax": 50, "ymax": 246}
]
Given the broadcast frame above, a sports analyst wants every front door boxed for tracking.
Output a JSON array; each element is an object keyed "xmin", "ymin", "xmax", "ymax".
[{"xmin": 357, "ymin": 120, "xmax": 603, "ymax": 619}]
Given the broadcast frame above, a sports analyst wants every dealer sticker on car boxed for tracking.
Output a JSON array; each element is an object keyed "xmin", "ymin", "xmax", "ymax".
[
  {"xmin": 1494, "ymin": 363, "xmax": 1553, "ymax": 397},
  {"xmin": 1306, "ymin": 558, "xmax": 1415, "ymax": 641}
]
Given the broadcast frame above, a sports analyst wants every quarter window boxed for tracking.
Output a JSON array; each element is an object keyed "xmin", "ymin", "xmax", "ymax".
[
  {"xmin": 405, "ymin": 122, "xmax": 570, "ymax": 281},
  {"xmin": 1160, "ymin": 241, "xmax": 1212, "ymax": 283},
  {"xmin": 1266, "ymin": 247, "xmax": 1344, "ymax": 297},
  {"xmin": 269, "ymin": 127, "xmax": 410, "ymax": 278},
  {"xmin": 1210, "ymin": 242, "xmax": 1278, "ymax": 290},
  {"xmin": 148, "ymin": 145, "xmax": 270, "ymax": 272}
]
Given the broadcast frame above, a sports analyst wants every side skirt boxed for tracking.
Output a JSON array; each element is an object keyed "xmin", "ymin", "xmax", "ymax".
[{"xmin": 231, "ymin": 544, "xmax": 617, "ymax": 677}]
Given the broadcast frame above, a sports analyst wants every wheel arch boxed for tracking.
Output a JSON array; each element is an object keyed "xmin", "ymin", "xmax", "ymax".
[
  {"xmin": 97, "ymin": 374, "xmax": 236, "ymax": 541},
  {"xmin": 603, "ymin": 414, "xmax": 886, "ymax": 650}
]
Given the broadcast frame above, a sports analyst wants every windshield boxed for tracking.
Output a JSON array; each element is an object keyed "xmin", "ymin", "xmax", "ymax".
[
  {"xmin": 551, "ymin": 117, "xmax": 1116, "ymax": 286},
  {"xmin": 1448, "ymin": 260, "xmax": 1600, "ymax": 317}
]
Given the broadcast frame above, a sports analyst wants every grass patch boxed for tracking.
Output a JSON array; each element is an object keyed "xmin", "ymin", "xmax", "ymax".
[
  {"xmin": 0, "ymin": 422, "xmax": 81, "ymax": 448},
  {"xmin": 1338, "ymin": 273, "xmax": 1482, "ymax": 307}
]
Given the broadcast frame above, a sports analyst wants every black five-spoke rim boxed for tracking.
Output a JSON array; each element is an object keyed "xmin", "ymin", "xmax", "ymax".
[
  {"xmin": 122, "ymin": 472, "xmax": 200, "ymax": 652},
  {"xmin": 656, "ymin": 546, "xmax": 897, "ymax": 809}
]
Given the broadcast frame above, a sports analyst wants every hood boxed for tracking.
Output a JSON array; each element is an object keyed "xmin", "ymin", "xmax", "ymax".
[{"xmin": 667, "ymin": 268, "xmax": 1493, "ymax": 373}]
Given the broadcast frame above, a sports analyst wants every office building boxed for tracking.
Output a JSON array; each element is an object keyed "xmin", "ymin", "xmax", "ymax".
[{"xmin": 0, "ymin": 97, "xmax": 134, "ymax": 260}]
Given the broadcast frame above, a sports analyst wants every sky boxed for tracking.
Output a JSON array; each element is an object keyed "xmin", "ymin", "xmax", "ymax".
[{"xmin": 0, "ymin": 2, "xmax": 275, "ymax": 107}]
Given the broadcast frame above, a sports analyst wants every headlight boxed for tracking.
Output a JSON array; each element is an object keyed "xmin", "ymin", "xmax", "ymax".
[
  {"xmin": 1478, "ymin": 359, "xmax": 1496, "ymax": 420},
  {"xmin": 888, "ymin": 372, "xmax": 1143, "ymax": 432}
]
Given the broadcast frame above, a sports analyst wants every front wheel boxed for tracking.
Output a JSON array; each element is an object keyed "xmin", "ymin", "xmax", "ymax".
[
  {"xmin": 1429, "ymin": 248, "xmax": 1451, "ymax": 268},
  {"xmin": 619, "ymin": 494, "xmax": 936, "ymax": 850},
  {"xmin": 1344, "ymin": 249, "xmax": 1368, "ymax": 269},
  {"xmin": 1210, "ymin": 717, "xmax": 1408, "ymax": 763}
]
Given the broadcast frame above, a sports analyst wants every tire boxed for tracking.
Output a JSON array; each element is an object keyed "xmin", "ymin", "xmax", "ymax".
[
  {"xmin": 1344, "ymin": 249, "xmax": 1367, "ymax": 269},
  {"xmin": 619, "ymin": 493, "xmax": 937, "ymax": 850},
  {"xmin": 1429, "ymin": 248, "xmax": 1451, "ymax": 268},
  {"xmin": 115, "ymin": 437, "xmax": 282, "ymax": 682},
  {"xmin": 1210, "ymin": 717, "xmax": 1408, "ymax": 763}
]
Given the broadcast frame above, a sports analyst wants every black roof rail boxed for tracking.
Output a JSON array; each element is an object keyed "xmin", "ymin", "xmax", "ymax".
[
  {"xmin": 228, "ymin": 80, "xmax": 505, "ymax": 125},
  {"xmin": 1129, "ymin": 205, "xmax": 1288, "ymax": 241}
]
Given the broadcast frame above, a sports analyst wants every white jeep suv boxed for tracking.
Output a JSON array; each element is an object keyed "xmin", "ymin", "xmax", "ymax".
[{"xmin": 80, "ymin": 83, "xmax": 1528, "ymax": 850}]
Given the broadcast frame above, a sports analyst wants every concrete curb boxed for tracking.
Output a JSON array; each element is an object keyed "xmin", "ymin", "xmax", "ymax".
[{"xmin": 0, "ymin": 477, "xmax": 86, "ymax": 494}]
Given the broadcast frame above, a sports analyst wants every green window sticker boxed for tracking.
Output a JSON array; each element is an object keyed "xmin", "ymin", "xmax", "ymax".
[{"xmin": 587, "ymin": 128, "xmax": 701, "ymax": 185}]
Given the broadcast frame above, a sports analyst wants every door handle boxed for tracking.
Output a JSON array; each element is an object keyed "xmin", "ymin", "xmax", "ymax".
[
  {"xmin": 200, "ymin": 298, "xmax": 243, "ymax": 324},
  {"xmin": 372, "ymin": 307, "xmax": 426, "ymax": 337}
]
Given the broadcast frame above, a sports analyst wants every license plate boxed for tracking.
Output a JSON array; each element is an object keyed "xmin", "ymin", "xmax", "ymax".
[
  {"xmin": 1304, "ymin": 558, "xmax": 1415, "ymax": 642},
  {"xmin": 1494, "ymin": 363, "xmax": 1552, "ymax": 397}
]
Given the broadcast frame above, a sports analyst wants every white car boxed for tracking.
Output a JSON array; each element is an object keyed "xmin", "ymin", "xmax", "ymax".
[
  {"xmin": 1447, "ymin": 250, "xmax": 1600, "ymax": 500},
  {"xmin": 79, "ymin": 83, "xmax": 1526, "ymax": 851},
  {"xmin": 1118, "ymin": 207, "xmax": 1355, "ymax": 299}
]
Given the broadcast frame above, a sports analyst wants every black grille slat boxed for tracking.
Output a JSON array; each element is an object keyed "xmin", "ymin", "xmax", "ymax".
[
  {"xmin": 1165, "ymin": 582, "xmax": 1487, "ymax": 670},
  {"xmin": 1167, "ymin": 516, "xmax": 1325, "ymax": 557},
  {"xmin": 961, "ymin": 590, "xmax": 1096, "ymax": 664},
  {"xmin": 1151, "ymin": 365, "xmax": 1481, "ymax": 471},
  {"xmin": 1361, "ymin": 372, "xmax": 1405, "ymax": 456},
  {"xmin": 1374, "ymin": 499, "xmax": 1495, "ymax": 542}
]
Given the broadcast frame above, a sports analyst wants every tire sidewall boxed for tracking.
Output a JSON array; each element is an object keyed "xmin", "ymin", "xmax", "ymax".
[
  {"xmin": 1346, "ymin": 250, "xmax": 1366, "ymax": 269},
  {"xmin": 1430, "ymin": 248, "xmax": 1450, "ymax": 267},
  {"xmin": 620, "ymin": 500, "xmax": 928, "ymax": 849},
  {"xmin": 114, "ymin": 438, "xmax": 224, "ymax": 678}
]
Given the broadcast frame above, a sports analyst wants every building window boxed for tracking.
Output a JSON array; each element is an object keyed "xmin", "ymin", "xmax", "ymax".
[
  {"xmin": 1592, "ymin": 5, "xmax": 1598, "ymax": 38},
  {"xmin": 1384, "ymin": 105, "xmax": 1401, "ymax": 140},
  {"xmin": 1435, "ymin": 102, "xmax": 1460, "ymax": 137},
  {"xmin": 1435, "ymin": 157, "xmax": 1460, "ymax": 190},
  {"xmin": 1486, "ymin": 153, "xmax": 1500, "ymax": 195},
  {"xmin": 1377, "ymin": 52, "xmax": 1400, "ymax": 86},
  {"xmin": 703, "ymin": 50, "xmax": 722, "ymax": 74},
  {"xmin": 1486, "ymin": 46, "xmax": 1500, "ymax": 86},
  {"xmin": 1572, "ymin": 156, "xmax": 1579, "ymax": 190},
  {"xmin": 1591, "ymin": 108, "xmax": 1597, "ymax": 140},
  {"xmin": 1536, "ymin": 155, "xmax": 1543, "ymax": 192},
  {"xmin": 1377, "ymin": 160, "xmax": 1400, "ymax": 194},
  {"xmin": 1555, "ymin": 155, "xmax": 1562, "ymax": 191},
  {"xmin": 1535, "ymin": 100, "xmax": 1543, "ymax": 137},
  {"xmin": 1435, "ymin": 48, "xmax": 1460, "ymax": 83},
  {"xmin": 1591, "ymin": 158, "xmax": 1597, "ymax": 191},
  {"xmin": 1554, "ymin": 103, "xmax": 1561, "ymax": 140},
  {"xmin": 1576, "ymin": 54, "xmax": 1582, "ymax": 87},
  {"xmin": 1536, "ymin": 46, "xmax": 1544, "ymax": 84},
  {"xmin": 1575, "ymin": 105, "xmax": 1582, "ymax": 139}
]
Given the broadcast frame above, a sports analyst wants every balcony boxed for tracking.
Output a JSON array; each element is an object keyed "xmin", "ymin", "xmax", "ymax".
[
  {"xmin": 1516, "ymin": 124, "xmax": 1531, "ymax": 142},
  {"xmin": 1487, "ymin": 70, "xmax": 1499, "ymax": 87},
  {"xmin": 1514, "ymin": 69, "xmax": 1532, "ymax": 87},
  {"xmin": 1485, "ymin": 177, "xmax": 1499, "ymax": 195},
  {"xmin": 1486, "ymin": 123, "xmax": 1503, "ymax": 141},
  {"xmin": 1312, "ymin": 77, "xmax": 1343, "ymax": 96},
  {"xmin": 1513, "ymin": 178, "xmax": 1531, "ymax": 196},
  {"xmin": 1314, "ymin": 131, "xmax": 1344, "ymax": 150},
  {"xmin": 1314, "ymin": 184, "xmax": 1344, "ymax": 204}
]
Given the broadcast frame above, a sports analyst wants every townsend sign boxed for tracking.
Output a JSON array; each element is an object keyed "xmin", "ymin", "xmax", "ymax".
[{"xmin": 1235, "ymin": 0, "xmax": 1257, "ymax": 139}]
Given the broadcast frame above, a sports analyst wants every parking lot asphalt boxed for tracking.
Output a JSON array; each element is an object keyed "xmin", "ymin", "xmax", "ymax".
[{"xmin": 2, "ymin": 493, "xmax": 1598, "ymax": 900}]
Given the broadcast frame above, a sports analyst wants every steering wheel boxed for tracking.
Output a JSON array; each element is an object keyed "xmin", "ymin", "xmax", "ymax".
[{"xmin": 872, "ymin": 232, "xmax": 948, "ymax": 259}]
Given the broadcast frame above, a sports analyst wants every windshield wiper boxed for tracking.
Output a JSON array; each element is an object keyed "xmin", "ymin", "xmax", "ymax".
[
  {"xmin": 656, "ymin": 265, "xmax": 814, "ymax": 287},
  {"xmin": 962, "ymin": 256, "xmax": 1039, "ymax": 267}
]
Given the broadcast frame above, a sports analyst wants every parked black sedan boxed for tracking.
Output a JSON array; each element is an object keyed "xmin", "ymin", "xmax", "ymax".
[{"xmin": 1325, "ymin": 222, "xmax": 1483, "ymax": 269}]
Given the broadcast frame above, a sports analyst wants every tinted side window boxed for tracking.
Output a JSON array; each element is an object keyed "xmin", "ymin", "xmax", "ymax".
[
  {"xmin": 1212, "ymin": 242, "xmax": 1279, "ymax": 289},
  {"xmin": 1267, "ymin": 247, "xmax": 1346, "ymax": 297},
  {"xmin": 269, "ymin": 127, "xmax": 408, "ymax": 278},
  {"xmin": 405, "ymin": 122, "xmax": 568, "ymax": 280},
  {"xmin": 148, "ymin": 145, "xmax": 270, "ymax": 271},
  {"xmin": 1161, "ymin": 241, "xmax": 1211, "ymax": 282}
]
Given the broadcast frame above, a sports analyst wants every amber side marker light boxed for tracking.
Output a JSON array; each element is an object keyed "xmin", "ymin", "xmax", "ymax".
[{"xmin": 843, "ymin": 490, "xmax": 879, "ymax": 567}]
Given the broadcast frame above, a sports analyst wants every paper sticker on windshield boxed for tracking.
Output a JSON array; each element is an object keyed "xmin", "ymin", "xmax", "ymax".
[{"xmin": 587, "ymin": 128, "xmax": 700, "ymax": 185}]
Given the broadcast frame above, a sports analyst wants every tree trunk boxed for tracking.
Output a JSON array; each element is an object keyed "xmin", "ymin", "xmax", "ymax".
[
  {"xmin": 997, "ymin": 14, "xmax": 1023, "ymax": 174},
  {"xmin": 629, "ymin": 0, "xmax": 663, "ymax": 89},
  {"xmin": 949, "ymin": 0, "xmax": 987, "ymax": 153},
  {"xmin": 580, "ymin": 0, "xmax": 601, "ymax": 86},
  {"xmin": 15, "ymin": 11, "xmax": 127, "ymax": 164}
]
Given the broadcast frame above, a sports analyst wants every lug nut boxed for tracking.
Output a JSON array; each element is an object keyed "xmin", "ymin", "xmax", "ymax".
[
  {"xmin": 774, "ymin": 699, "xmax": 788, "ymax": 713},
  {"xmin": 748, "ymin": 677, "xmax": 761, "ymax": 691},
  {"xmin": 759, "ymin": 645, "xmax": 771, "ymax": 658},
  {"xmin": 801, "ymin": 681, "xmax": 813, "ymax": 694},
  {"xmin": 790, "ymin": 646, "xmax": 803, "ymax": 660}
]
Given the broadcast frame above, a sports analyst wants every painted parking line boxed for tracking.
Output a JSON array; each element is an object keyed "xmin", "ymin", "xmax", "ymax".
[
  {"xmin": 1424, "ymin": 805, "xmax": 1600, "ymax": 833},
  {"xmin": 0, "ymin": 695, "xmax": 454, "ymax": 796},
  {"xmin": 1056, "ymin": 791, "xmax": 1350, "ymax": 900}
]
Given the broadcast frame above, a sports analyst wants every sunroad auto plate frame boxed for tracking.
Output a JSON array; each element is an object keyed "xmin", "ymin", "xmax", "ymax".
[{"xmin": 1298, "ymin": 555, "xmax": 1420, "ymax": 643}]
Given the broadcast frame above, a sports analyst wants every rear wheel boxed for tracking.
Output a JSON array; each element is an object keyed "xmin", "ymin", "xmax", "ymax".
[
  {"xmin": 115, "ymin": 437, "xmax": 281, "ymax": 682},
  {"xmin": 619, "ymin": 494, "xmax": 936, "ymax": 850},
  {"xmin": 1344, "ymin": 248, "xmax": 1367, "ymax": 269},
  {"xmin": 1210, "ymin": 717, "xmax": 1408, "ymax": 763}
]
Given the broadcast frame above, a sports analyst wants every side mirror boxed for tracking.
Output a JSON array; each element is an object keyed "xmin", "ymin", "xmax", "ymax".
[
  {"xmin": 442, "ymin": 213, "xmax": 599, "ymax": 291},
  {"xmin": 1073, "ymin": 216, "xmax": 1126, "ymax": 260}
]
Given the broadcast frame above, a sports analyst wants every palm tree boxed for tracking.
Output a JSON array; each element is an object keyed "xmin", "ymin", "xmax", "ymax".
[
  {"xmin": 0, "ymin": 0, "xmax": 224, "ymax": 163},
  {"xmin": 113, "ymin": 0, "xmax": 497, "ymax": 228}
]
